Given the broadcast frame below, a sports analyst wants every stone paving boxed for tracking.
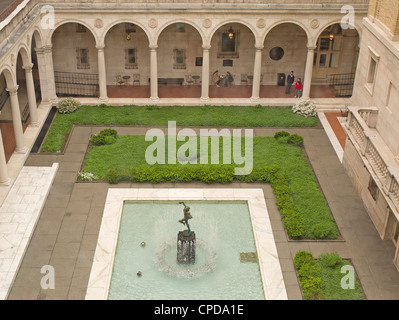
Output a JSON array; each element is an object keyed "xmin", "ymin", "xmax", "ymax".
[{"xmin": 3, "ymin": 108, "xmax": 399, "ymax": 300}]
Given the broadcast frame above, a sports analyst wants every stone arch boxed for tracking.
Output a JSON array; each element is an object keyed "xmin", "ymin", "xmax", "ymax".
[
  {"xmin": 102, "ymin": 19, "xmax": 151, "ymax": 47},
  {"xmin": 48, "ymin": 19, "xmax": 99, "ymax": 46},
  {"xmin": 155, "ymin": 19, "xmax": 205, "ymax": 46},
  {"xmin": 16, "ymin": 45, "xmax": 31, "ymax": 70},
  {"xmin": 208, "ymin": 20, "xmax": 257, "ymax": 98},
  {"xmin": 261, "ymin": 19, "xmax": 312, "ymax": 46},
  {"xmin": 31, "ymin": 28, "xmax": 44, "ymax": 49},
  {"xmin": 0, "ymin": 65, "xmax": 16, "ymax": 89},
  {"xmin": 313, "ymin": 20, "xmax": 362, "ymax": 47},
  {"xmin": 209, "ymin": 19, "xmax": 258, "ymax": 46}
]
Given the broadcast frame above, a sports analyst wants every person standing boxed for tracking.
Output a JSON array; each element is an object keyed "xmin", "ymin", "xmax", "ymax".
[
  {"xmin": 285, "ymin": 71, "xmax": 294, "ymax": 94},
  {"xmin": 295, "ymin": 78, "xmax": 303, "ymax": 98}
]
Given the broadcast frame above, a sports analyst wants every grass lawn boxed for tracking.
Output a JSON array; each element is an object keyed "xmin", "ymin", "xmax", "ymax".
[
  {"xmin": 41, "ymin": 105, "xmax": 318, "ymax": 152},
  {"xmin": 294, "ymin": 251, "xmax": 365, "ymax": 300},
  {"xmin": 82, "ymin": 135, "xmax": 338, "ymax": 240}
]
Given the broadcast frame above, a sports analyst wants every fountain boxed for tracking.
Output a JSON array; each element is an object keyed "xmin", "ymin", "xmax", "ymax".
[
  {"xmin": 86, "ymin": 189, "xmax": 289, "ymax": 300},
  {"xmin": 177, "ymin": 202, "xmax": 195, "ymax": 264}
]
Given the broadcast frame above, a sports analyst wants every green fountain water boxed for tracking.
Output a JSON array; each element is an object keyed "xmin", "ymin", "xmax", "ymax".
[{"xmin": 108, "ymin": 200, "xmax": 265, "ymax": 300}]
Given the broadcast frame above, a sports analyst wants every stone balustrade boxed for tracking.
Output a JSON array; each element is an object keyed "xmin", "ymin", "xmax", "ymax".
[{"xmin": 346, "ymin": 106, "xmax": 399, "ymax": 213}]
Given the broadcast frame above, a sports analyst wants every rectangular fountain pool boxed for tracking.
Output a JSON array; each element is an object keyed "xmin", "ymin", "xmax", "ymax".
[
  {"xmin": 108, "ymin": 201, "xmax": 265, "ymax": 300},
  {"xmin": 86, "ymin": 188, "xmax": 287, "ymax": 300}
]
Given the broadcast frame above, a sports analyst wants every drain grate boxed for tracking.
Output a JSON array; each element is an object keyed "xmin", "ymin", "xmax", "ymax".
[{"xmin": 240, "ymin": 252, "xmax": 258, "ymax": 263}]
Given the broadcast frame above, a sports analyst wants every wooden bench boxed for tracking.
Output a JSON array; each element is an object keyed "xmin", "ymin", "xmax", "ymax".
[{"xmin": 149, "ymin": 78, "xmax": 184, "ymax": 86}]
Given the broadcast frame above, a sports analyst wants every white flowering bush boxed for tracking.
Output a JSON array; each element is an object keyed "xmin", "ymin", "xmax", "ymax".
[
  {"xmin": 77, "ymin": 171, "xmax": 98, "ymax": 182},
  {"xmin": 56, "ymin": 97, "xmax": 81, "ymax": 114},
  {"xmin": 292, "ymin": 99, "xmax": 317, "ymax": 117}
]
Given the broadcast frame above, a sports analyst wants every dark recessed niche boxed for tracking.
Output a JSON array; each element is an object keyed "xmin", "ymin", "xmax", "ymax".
[
  {"xmin": 223, "ymin": 59, "xmax": 233, "ymax": 67},
  {"xmin": 269, "ymin": 47, "xmax": 284, "ymax": 61},
  {"xmin": 195, "ymin": 57, "xmax": 203, "ymax": 66}
]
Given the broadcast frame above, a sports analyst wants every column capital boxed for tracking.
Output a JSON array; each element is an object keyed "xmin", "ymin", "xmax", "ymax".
[
  {"xmin": 202, "ymin": 44, "xmax": 211, "ymax": 50},
  {"xmin": 96, "ymin": 44, "xmax": 105, "ymax": 51},
  {"xmin": 307, "ymin": 45, "xmax": 317, "ymax": 51},
  {"xmin": 6, "ymin": 85, "xmax": 19, "ymax": 95},
  {"xmin": 22, "ymin": 63, "xmax": 34, "ymax": 72},
  {"xmin": 43, "ymin": 45, "xmax": 53, "ymax": 54},
  {"xmin": 255, "ymin": 45, "xmax": 264, "ymax": 51},
  {"xmin": 149, "ymin": 45, "xmax": 158, "ymax": 50}
]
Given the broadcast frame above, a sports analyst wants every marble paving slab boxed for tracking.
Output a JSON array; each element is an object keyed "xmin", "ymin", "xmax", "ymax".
[
  {"xmin": 86, "ymin": 188, "xmax": 287, "ymax": 300},
  {"xmin": 0, "ymin": 164, "xmax": 59, "ymax": 299}
]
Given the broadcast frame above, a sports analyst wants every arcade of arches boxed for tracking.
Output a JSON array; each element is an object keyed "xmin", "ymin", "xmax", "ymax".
[{"xmin": 0, "ymin": 19, "xmax": 359, "ymax": 176}]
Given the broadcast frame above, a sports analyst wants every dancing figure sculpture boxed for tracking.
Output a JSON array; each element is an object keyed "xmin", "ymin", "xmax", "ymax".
[{"xmin": 178, "ymin": 201, "xmax": 192, "ymax": 234}]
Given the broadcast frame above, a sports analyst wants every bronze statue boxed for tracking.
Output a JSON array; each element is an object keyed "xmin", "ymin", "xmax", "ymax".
[{"xmin": 178, "ymin": 202, "xmax": 192, "ymax": 233}]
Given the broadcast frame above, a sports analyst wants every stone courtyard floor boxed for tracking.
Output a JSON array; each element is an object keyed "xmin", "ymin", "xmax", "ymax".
[{"xmin": 2, "ymin": 105, "xmax": 399, "ymax": 300}]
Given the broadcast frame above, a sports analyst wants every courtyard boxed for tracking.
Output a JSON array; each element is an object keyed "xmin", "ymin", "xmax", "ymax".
[{"xmin": 1, "ymin": 102, "xmax": 399, "ymax": 300}]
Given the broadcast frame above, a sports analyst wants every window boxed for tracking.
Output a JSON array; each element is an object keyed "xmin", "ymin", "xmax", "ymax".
[
  {"xmin": 368, "ymin": 176, "xmax": 379, "ymax": 201},
  {"xmin": 175, "ymin": 23, "xmax": 185, "ymax": 33},
  {"xmin": 195, "ymin": 57, "xmax": 203, "ymax": 67},
  {"xmin": 173, "ymin": 49, "xmax": 186, "ymax": 69},
  {"xmin": 223, "ymin": 59, "xmax": 233, "ymax": 67},
  {"xmin": 365, "ymin": 46, "xmax": 380, "ymax": 94},
  {"xmin": 386, "ymin": 82, "xmax": 399, "ymax": 112},
  {"xmin": 367, "ymin": 58, "xmax": 377, "ymax": 84},
  {"xmin": 76, "ymin": 48, "xmax": 90, "ymax": 69},
  {"xmin": 218, "ymin": 29, "xmax": 239, "ymax": 58},
  {"xmin": 125, "ymin": 48, "xmax": 138, "ymax": 69}
]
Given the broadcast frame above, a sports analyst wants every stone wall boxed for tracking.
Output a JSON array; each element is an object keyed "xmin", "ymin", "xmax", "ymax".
[
  {"xmin": 342, "ymin": 137, "xmax": 389, "ymax": 238},
  {"xmin": 351, "ymin": 18, "xmax": 399, "ymax": 157}
]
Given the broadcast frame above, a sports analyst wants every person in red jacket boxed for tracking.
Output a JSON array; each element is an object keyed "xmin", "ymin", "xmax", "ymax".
[{"xmin": 295, "ymin": 78, "xmax": 303, "ymax": 98}]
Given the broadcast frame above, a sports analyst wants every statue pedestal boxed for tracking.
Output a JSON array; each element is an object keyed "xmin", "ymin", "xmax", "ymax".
[{"xmin": 177, "ymin": 230, "xmax": 196, "ymax": 264}]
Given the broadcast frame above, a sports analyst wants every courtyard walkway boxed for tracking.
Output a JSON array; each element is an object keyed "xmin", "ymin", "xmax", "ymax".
[{"xmin": 1, "ymin": 103, "xmax": 399, "ymax": 300}]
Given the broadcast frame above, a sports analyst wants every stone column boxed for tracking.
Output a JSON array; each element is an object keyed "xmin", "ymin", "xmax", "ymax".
[
  {"xmin": 96, "ymin": 45, "xmax": 108, "ymax": 103},
  {"xmin": 6, "ymin": 86, "xmax": 27, "ymax": 153},
  {"xmin": 149, "ymin": 45, "xmax": 159, "ymax": 101},
  {"xmin": 200, "ymin": 45, "xmax": 210, "ymax": 101},
  {"xmin": 302, "ymin": 45, "xmax": 316, "ymax": 100},
  {"xmin": 0, "ymin": 130, "xmax": 10, "ymax": 186},
  {"xmin": 34, "ymin": 47, "xmax": 49, "ymax": 103},
  {"xmin": 43, "ymin": 45, "xmax": 57, "ymax": 103},
  {"xmin": 251, "ymin": 46, "xmax": 263, "ymax": 101},
  {"xmin": 22, "ymin": 63, "xmax": 39, "ymax": 126}
]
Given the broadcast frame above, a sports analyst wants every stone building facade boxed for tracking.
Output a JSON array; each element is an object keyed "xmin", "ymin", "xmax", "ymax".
[{"xmin": 343, "ymin": 0, "xmax": 399, "ymax": 269}]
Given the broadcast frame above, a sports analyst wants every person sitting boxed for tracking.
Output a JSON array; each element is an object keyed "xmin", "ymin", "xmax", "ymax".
[
  {"xmin": 212, "ymin": 70, "xmax": 221, "ymax": 87},
  {"xmin": 224, "ymin": 72, "xmax": 234, "ymax": 87}
]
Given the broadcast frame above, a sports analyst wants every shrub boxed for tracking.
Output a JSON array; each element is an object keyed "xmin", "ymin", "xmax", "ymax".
[
  {"xmin": 294, "ymin": 250, "xmax": 324, "ymax": 300},
  {"xmin": 106, "ymin": 168, "xmax": 119, "ymax": 184},
  {"xmin": 294, "ymin": 250, "xmax": 314, "ymax": 269},
  {"xmin": 292, "ymin": 99, "xmax": 317, "ymax": 117},
  {"xmin": 77, "ymin": 171, "xmax": 98, "ymax": 182},
  {"xmin": 287, "ymin": 134, "xmax": 304, "ymax": 147},
  {"xmin": 311, "ymin": 222, "xmax": 338, "ymax": 239},
  {"xmin": 318, "ymin": 252, "xmax": 342, "ymax": 268},
  {"xmin": 90, "ymin": 128, "xmax": 118, "ymax": 146},
  {"xmin": 56, "ymin": 97, "xmax": 81, "ymax": 114},
  {"xmin": 274, "ymin": 131, "xmax": 291, "ymax": 139}
]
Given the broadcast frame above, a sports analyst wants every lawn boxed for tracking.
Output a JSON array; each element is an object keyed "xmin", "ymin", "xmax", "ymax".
[
  {"xmin": 40, "ymin": 105, "xmax": 318, "ymax": 152},
  {"xmin": 82, "ymin": 134, "xmax": 338, "ymax": 240},
  {"xmin": 294, "ymin": 251, "xmax": 365, "ymax": 300}
]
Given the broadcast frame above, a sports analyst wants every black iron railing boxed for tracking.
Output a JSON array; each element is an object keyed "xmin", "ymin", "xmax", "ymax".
[
  {"xmin": 54, "ymin": 71, "xmax": 99, "ymax": 97},
  {"xmin": 327, "ymin": 73, "xmax": 355, "ymax": 97}
]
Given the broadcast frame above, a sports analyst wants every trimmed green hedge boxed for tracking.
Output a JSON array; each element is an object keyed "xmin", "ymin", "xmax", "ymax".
[{"xmin": 104, "ymin": 164, "xmax": 306, "ymax": 239}]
